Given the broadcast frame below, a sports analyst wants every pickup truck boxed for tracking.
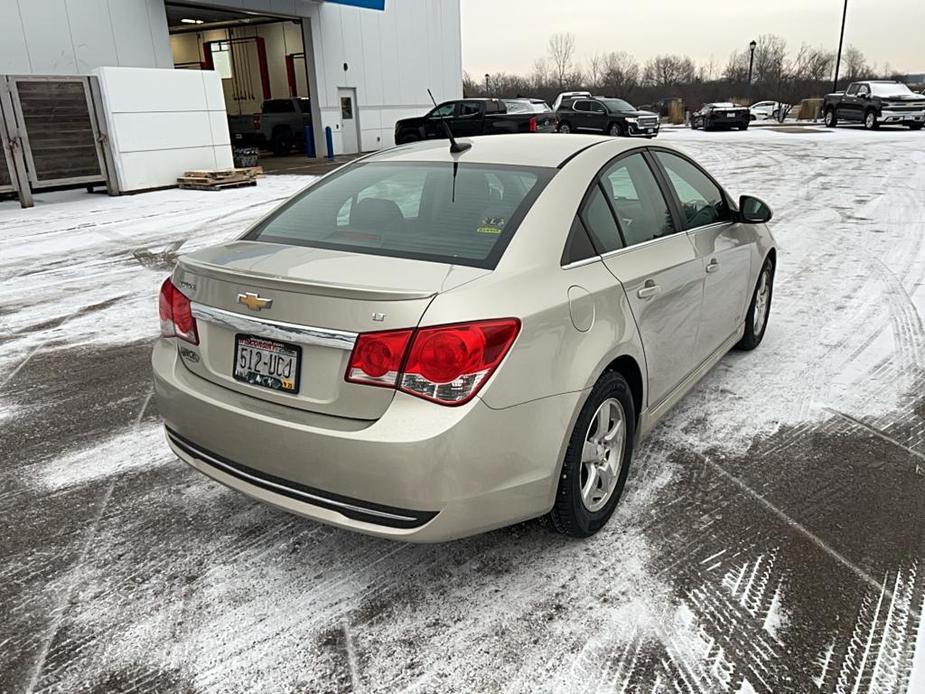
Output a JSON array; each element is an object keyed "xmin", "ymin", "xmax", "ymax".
[
  {"xmin": 394, "ymin": 98, "xmax": 555, "ymax": 145},
  {"xmin": 228, "ymin": 98, "xmax": 312, "ymax": 155},
  {"xmin": 823, "ymin": 81, "xmax": 925, "ymax": 130}
]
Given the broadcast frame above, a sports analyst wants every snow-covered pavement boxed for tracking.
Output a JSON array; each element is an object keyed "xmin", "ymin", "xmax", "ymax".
[{"xmin": 1, "ymin": 127, "xmax": 924, "ymax": 693}]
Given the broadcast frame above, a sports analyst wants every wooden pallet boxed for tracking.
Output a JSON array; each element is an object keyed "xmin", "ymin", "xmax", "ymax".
[
  {"xmin": 176, "ymin": 166, "xmax": 263, "ymax": 190},
  {"xmin": 177, "ymin": 178, "xmax": 257, "ymax": 191}
]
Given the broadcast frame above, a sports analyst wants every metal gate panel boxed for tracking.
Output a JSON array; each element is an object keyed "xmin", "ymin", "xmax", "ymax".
[{"xmin": 7, "ymin": 75, "xmax": 106, "ymax": 188}]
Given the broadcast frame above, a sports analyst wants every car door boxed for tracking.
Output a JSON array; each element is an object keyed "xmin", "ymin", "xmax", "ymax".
[
  {"xmin": 571, "ymin": 100, "xmax": 592, "ymax": 130},
  {"xmin": 840, "ymin": 83, "xmax": 862, "ymax": 121},
  {"xmin": 587, "ymin": 101, "xmax": 607, "ymax": 132},
  {"xmin": 592, "ymin": 151, "xmax": 704, "ymax": 408},
  {"xmin": 454, "ymin": 100, "xmax": 484, "ymax": 137},
  {"xmin": 651, "ymin": 150, "xmax": 752, "ymax": 362},
  {"xmin": 424, "ymin": 101, "xmax": 456, "ymax": 139}
]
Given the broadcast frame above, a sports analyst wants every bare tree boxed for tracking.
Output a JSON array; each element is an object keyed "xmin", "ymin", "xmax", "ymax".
[
  {"xmin": 643, "ymin": 54, "xmax": 696, "ymax": 89},
  {"xmin": 548, "ymin": 32, "xmax": 576, "ymax": 88},
  {"xmin": 842, "ymin": 45, "xmax": 871, "ymax": 82},
  {"xmin": 599, "ymin": 51, "xmax": 639, "ymax": 96},
  {"xmin": 587, "ymin": 53, "xmax": 605, "ymax": 90}
]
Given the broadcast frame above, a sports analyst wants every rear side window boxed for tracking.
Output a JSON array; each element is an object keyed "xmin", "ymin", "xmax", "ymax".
[
  {"xmin": 458, "ymin": 101, "xmax": 482, "ymax": 117},
  {"xmin": 654, "ymin": 152, "xmax": 730, "ymax": 229},
  {"xmin": 580, "ymin": 186, "xmax": 623, "ymax": 253},
  {"xmin": 247, "ymin": 162, "xmax": 555, "ymax": 269},
  {"xmin": 562, "ymin": 216, "xmax": 598, "ymax": 265},
  {"xmin": 601, "ymin": 153, "xmax": 675, "ymax": 246}
]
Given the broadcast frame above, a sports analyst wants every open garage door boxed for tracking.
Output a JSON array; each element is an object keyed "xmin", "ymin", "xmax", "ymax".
[{"xmin": 166, "ymin": 2, "xmax": 318, "ymax": 169}]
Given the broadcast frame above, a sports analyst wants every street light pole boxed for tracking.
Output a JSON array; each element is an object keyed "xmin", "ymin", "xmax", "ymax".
[
  {"xmin": 746, "ymin": 40, "xmax": 757, "ymax": 104},
  {"xmin": 484, "ymin": 73, "xmax": 490, "ymax": 96},
  {"xmin": 832, "ymin": 0, "xmax": 849, "ymax": 93}
]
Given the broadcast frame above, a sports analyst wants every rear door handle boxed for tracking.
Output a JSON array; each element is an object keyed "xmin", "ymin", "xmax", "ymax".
[
  {"xmin": 706, "ymin": 259, "xmax": 720, "ymax": 273},
  {"xmin": 637, "ymin": 282, "xmax": 661, "ymax": 299}
]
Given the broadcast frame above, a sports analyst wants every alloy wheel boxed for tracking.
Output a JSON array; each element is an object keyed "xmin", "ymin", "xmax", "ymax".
[
  {"xmin": 753, "ymin": 268, "xmax": 771, "ymax": 334},
  {"xmin": 580, "ymin": 398, "xmax": 626, "ymax": 512}
]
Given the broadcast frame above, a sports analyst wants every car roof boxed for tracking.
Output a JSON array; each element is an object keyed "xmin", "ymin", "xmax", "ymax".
[{"xmin": 368, "ymin": 133, "xmax": 632, "ymax": 168}]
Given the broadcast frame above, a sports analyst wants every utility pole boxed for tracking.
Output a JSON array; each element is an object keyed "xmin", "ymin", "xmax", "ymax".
[
  {"xmin": 746, "ymin": 40, "xmax": 757, "ymax": 104},
  {"xmin": 484, "ymin": 73, "xmax": 490, "ymax": 96},
  {"xmin": 832, "ymin": 0, "xmax": 849, "ymax": 93}
]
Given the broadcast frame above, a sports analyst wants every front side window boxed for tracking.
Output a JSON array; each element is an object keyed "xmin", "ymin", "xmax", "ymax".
[
  {"xmin": 247, "ymin": 162, "xmax": 555, "ymax": 268},
  {"xmin": 574, "ymin": 101, "xmax": 590, "ymax": 112},
  {"xmin": 430, "ymin": 103, "xmax": 455, "ymax": 118},
  {"xmin": 601, "ymin": 153, "xmax": 675, "ymax": 247},
  {"xmin": 655, "ymin": 152, "xmax": 730, "ymax": 229},
  {"xmin": 846, "ymin": 84, "xmax": 859, "ymax": 96},
  {"xmin": 857, "ymin": 84, "xmax": 870, "ymax": 97}
]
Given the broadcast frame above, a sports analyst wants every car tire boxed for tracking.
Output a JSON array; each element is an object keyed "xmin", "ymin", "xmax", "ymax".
[
  {"xmin": 558, "ymin": 122, "xmax": 572, "ymax": 134},
  {"xmin": 271, "ymin": 129, "xmax": 293, "ymax": 156},
  {"xmin": 741, "ymin": 123, "xmax": 749, "ymax": 130},
  {"xmin": 690, "ymin": 119, "xmax": 699, "ymax": 130},
  {"xmin": 735, "ymin": 257, "xmax": 774, "ymax": 351},
  {"xmin": 909, "ymin": 123, "xmax": 923, "ymax": 131},
  {"xmin": 549, "ymin": 371, "xmax": 636, "ymax": 538},
  {"xmin": 824, "ymin": 108, "xmax": 837, "ymax": 128},
  {"xmin": 608, "ymin": 122, "xmax": 623, "ymax": 137},
  {"xmin": 398, "ymin": 133, "xmax": 420, "ymax": 144},
  {"xmin": 864, "ymin": 110, "xmax": 879, "ymax": 130}
]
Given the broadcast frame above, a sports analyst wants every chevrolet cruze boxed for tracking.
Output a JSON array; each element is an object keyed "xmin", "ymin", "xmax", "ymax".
[{"xmin": 153, "ymin": 133, "xmax": 776, "ymax": 542}]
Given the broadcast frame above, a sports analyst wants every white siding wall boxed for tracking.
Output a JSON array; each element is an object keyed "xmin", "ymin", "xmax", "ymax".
[
  {"xmin": 0, "ymin": 0, "xmax": 172, "ymax": 74},
  {"xmin": 94, "ymin": 67, "xmax": 233, "ymax": 192}
]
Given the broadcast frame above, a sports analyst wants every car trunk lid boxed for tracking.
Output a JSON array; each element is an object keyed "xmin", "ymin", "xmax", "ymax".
[{"xmin": 172, "ymin": 241, "xmax": 489, "ymax": 419}]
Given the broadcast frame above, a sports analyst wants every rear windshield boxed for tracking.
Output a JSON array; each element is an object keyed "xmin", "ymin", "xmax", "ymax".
[{"xmin": 246, "ymin": 162, "xmax": 555, "ymax": 268}]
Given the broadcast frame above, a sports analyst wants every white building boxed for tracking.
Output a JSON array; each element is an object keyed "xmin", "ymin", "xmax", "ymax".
[{"xmin": 0, "ymin": 0, "xmax": 463, "ymax": 157}]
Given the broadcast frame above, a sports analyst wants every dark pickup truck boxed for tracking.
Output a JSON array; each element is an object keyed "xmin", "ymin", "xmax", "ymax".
[
  {"xmin": 394, "ymin": 98, "xmax": 555, "ymax": 145},
  {"xmin": 823, "ymin": 81, "xmax": 925, "ymax": 130},
  {"xmin": 228, "ymin": 98, "xmax": 312, "ymax": 154}
]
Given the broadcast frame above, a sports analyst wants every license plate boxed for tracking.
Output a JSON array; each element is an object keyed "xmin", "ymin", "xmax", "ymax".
[
  {"xmin": 646, "ymin": 128, "xmax": 653, "ymax": 133},
  {"xmin": 234, "ymin": 133, "xmax": 243, "ymax": 139},
  {"xmin": 727, "ymin": 113, "xmax": 735, "ymax": 118},
  {"xmin": 234, "ymin": 335, "xmax": 301, "ymax": 393}
]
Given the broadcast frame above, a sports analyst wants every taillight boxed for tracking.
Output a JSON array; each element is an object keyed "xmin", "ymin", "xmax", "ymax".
[
  {"xmin": 345, "ymin": 329, "xmax": 413, "ymax": 387},
  {"xmin": 252, "ymin": 114, "xmax": 261, "ymax": 130},
  {"xmin": 528, "ymin": 116, "xmax": 538, "ymax": 132},
  {"xmin": 159, "ymin": 277, "xmax": 199, "ymax": 345},
  {"xmin": 345, "ymin": 319, "xmax": 520, "ymax": 406}
]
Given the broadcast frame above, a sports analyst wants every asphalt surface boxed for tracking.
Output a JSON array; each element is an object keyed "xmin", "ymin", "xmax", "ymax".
[{"xmin": 1, "ymin": 127, "xmax": 924, "ymax": 693}]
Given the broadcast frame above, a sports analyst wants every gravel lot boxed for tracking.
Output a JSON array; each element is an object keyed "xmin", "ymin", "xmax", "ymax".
[{"xmin": 1, "ymin": 127, "xmax": 924, "ymax": 693}]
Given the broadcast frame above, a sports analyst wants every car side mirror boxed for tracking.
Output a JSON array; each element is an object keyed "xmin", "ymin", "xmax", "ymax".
[{"xmin": 739, "ymin": 195, "xmax": 773, "ymax": 223}]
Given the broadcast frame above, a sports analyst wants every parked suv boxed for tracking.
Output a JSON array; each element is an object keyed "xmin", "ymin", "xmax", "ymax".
[
  {"xmin": 555, "ymin": 97, "xmax": 659, "ymax": 138},
  {"xmin": 823, "ymin": 81, "xmax": 925, "ymax": 130}
]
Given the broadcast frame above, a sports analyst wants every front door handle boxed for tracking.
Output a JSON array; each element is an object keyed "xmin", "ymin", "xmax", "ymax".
[
  {"xmin": 637, "ymin": 281, "xmax": 661, "ymax": 299},
  {"xmin": 706, "ymin": 259, "xmax": 720, "ymax": 273}
]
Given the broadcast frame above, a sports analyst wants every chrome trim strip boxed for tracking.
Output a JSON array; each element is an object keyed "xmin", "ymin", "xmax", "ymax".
[
  {"xmin": 167, "ymin": 431, "xmax": 418, "ymax": 523},
  {"xmin": 190, "ymin": 302, "xmax": 358, "ymax": 351},
  {"xmin": 562, "ymin": 256, "xmax": 603, "ymax": 270}
]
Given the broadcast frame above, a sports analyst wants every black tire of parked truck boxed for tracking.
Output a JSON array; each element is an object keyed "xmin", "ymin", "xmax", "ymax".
[
  {"xmin": 398, "ymin": 132, "xmax": 421, "ymax": 144},
  {"xmin": 824, "ymin": 108, "xmax": 837, "ymax": 128},
  {"xmin": 271, "ymin": 127, "xmax": 293, "ymax": 155},
  {"xmin": 909, "ymin": 123, "xmax": 923, "ymax": 131},
  {"xmin": 607, "ymin": 122, "xmax": 624, "ymax": 137},
  {"xmin": 864, "ymin": 110, "xmax": 879, "ymax": 130}
]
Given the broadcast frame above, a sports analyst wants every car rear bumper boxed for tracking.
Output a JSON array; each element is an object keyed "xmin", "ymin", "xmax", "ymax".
[{"xmin": 152, "ymin": 339, "xmax": 581, "ymax": 542}]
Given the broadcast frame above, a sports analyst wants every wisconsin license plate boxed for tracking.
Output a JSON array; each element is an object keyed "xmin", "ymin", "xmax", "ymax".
[{"xmin": 234, "ymin": 335, "xmax": 301, "ymax": 393}]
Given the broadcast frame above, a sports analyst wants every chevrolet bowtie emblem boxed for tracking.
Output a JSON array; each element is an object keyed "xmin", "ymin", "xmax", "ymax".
[{"xmin": 237, "ymin": 292, "xmax": 273, "ymax": 311}]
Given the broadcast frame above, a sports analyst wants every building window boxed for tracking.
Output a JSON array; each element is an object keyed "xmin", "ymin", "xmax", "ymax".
[
  {"xmin": 210, "ymin": 42, "xmax": 233, "ymax": 79},
  {"xmin": 341, "ymin": 97, "xmax": 353, "ymax": 120}
]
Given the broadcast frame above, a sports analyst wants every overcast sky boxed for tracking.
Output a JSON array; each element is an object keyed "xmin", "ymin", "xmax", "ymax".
[{"xmin": 460, "ymin": 0, "xmax": 924, "ymax": 78}]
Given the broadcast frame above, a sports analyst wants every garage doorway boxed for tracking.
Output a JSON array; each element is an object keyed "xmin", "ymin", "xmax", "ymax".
[
  {"xmin": 338, "ymin": 88, "xmax": 360, "ymax": 155},
  {"xmin": 166, "ymin": 2, "xmax": 318, "ymax": 167}
]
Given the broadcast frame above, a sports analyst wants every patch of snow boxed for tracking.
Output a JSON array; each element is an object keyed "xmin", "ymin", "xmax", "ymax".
[{"xmin": 36, "ymin": 423, "xmax": 173, "ymax": 492}]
